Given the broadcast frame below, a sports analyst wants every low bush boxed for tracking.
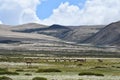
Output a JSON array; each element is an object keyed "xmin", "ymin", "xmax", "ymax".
[
  {"xmin": 78, "ymin": 72, "xmax": 104, "ymax": 76},
  {"xmin": 94, "ymin": 66, "xmax": 107, "ymax": 68},
  {"xmin": 24, "ymin": 73, "xmax": 32, "ymax": 76},
  {"xmin": 37, "ymin": 68, "xmax": 61, "ymax": 73},
  {"xmin": 116, "ymin": 66, "xmax": 120, "ymax": 68},
  {"xmin": 32, "ymin": 77, "xmax": 47, "ymax": 80},
  {"xmin": 112, "ymin": 66, "xmax": 115, "ymax": 67},
  {"xmin": 0, "ymin": 76, "xmax": 13, "ymax": 80},
  {"xmin": 77, "ymin": 64, "xmax": 83, "ymax": 66},
  {"xmin": 0, "ymin": 71, "xmax": 19, "ymax": 75},
  {"xmin": 16, "ymin": 69, "xmax": 24, "ymax": 72},
  {"xmin": 0, "ymin": 68, "xmax": 19, "ymax": 75}
]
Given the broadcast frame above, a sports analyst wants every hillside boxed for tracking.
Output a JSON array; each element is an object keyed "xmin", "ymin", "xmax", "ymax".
[
  {"xmin": 12, "ymin": 24, "xmax": 71, "ymax": 39},
  {"xmin": 83, "ymin": 21, "xmax": 120, "ymax": 46},
  {"xmin": 0, "ymin": 24, "xmax": 63, "ymax": 46},
  {"xmin": 63, "ymin": 25, "xmax": 105, "ymax": 42},
  {"xmin": 11, "ymin": 23, "xmax": 104, "ymax": 43}
]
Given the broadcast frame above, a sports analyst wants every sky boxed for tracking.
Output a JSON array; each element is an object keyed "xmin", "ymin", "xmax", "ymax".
[
  {"xmin": 37, "ymin": 0, "xmax": 86, "ymax": 19},
  {"xmin": 0, "ymin": 0, "xmax": 120, "ymax": 25}
]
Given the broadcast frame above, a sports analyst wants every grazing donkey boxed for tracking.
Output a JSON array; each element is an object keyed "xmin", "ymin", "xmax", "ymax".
[{"xmin": 25, "ymin": 58, "xmax": 33, "ymax": 67}]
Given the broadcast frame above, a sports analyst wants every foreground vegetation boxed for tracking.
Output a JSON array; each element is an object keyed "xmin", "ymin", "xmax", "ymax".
[
  {"xmin": 32, "ymin": 77, "xmax": 47, "ymax": 80},
  {"xmin": 0, "ymin": 68, "xmax": 19, "ymax": 75},
  {"xmin": 0, "ymin": 50, "xmax": 120, "ymax": 80},
  {"xmin": 37, "ymin": 68, "xmax": 62, "ymax": 73},
  {"xmin": 0, "ymin": 76, "xmax": 12, "ymax": 80},
  {"xmin": 78, "ymin": 72, "xmax": 104, "ymax": 76}
]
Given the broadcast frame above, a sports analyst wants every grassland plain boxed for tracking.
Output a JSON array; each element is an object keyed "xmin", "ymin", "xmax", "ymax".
[{"xmin": 0, "ymin": 56, "xmax": 120, "ymax": 80}]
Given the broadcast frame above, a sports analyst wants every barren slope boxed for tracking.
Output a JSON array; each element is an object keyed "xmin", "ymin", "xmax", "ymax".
[
  {"xmin": 0, "ymin": 24, "xmax": 62, "ymax": 42},
  {"xmin": 83, "ymin": 21, "xmax": 120, "ymax": 46},
  {"xmin": 63, "ymin": 25, "xmax": 105, "ymax": 42},
  {"xmin": 11, "ymin": 23, "xmax": 104, "ymax": 43}
]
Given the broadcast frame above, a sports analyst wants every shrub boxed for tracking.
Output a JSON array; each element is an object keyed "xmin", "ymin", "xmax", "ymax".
[
  {"xmin": 16, "ymin": 69, "xmax": 24, "ymax": 72},
  {"xmin": 0, "ymin": 71, "xmax": 19, "ymax": 75},
  {"xmin": 0, "ymin": 68, "xmax": 19, "ymax": 75},
  {"xmin": 0, "ymin": 76, "xmax": 12, "ymax": 80},
  {"xmin": 94, "ymin": 66, "xmax": 107, "ymax": 68},
  {"xmin": 78, "ymin": 72, "xmax": 104, "ymax": 76},
  {"xmin": 37, "ymin": 68, "xmax": 61, "ymax": 73},
  {"xmin": 116, "ymin": 66, "xmax": 120, "ymax": 68},
  {"xmin": 24, "ymin": 73, "xmax": 32, "ymax": 76},
  {"xmin": 32, "ymin": 77, "xmax": 47, "ymax": 80},
  {"xmin": 77, "ymin": 64, "xmax": 83, "ymax": 66},
  {"xmin": 112, "ymin": 66, "xmax": 115, "ymax": 67},
  {"xmin": 7, "ymin": 72, "xmax": 19, "ymax": 75}
]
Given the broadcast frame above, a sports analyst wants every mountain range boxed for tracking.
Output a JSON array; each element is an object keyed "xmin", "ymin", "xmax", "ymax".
[
  {"xmin": 0, "ymin": 21, "xmax": 120, "ymax": 48},
  {"xmin": 10, "ymin": 23, "xmax": 105, "ymax": 43}
]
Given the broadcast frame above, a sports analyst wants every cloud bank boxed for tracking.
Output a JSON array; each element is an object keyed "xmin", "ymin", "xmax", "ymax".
[
  {"xmin": 43, "ymin": 0, "xmax": 120, "ymax": 25},
  {"xmin": 0, "ymin": 0, "xmax": 120, "ymax": 25},
  {"xmin": 0, "ymin": 0, "xmax": 40, "ymax": 25}
]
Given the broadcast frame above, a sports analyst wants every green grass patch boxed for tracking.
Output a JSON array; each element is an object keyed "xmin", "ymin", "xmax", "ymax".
[
  {"xmin": 0, "ymin": 76, "xmax": 12, "ymax": 80},
  {"xmin": 0, "ymin": 68, "xmax": 8, "ymax": 72}
]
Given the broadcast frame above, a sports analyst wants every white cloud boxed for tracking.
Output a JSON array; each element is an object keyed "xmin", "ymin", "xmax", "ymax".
[
  {"xmin": 0, "ymin": 21, "xmax": 2, "ymax": 24},
  {"xmin": 0, "ymin": 0, "xmax": 40, "ymax": 25},
  {"xmin": 42, "ymin": 2, "xmax": 81, "ymax": 25},
  {"xmin": 42, "ymin": 0, "xmax": 120, "ymax": 25},
  {"xmin": 20, "ymin": 8, "xmax": 40, "ymax": 24},
  {"xmin": 0, "ymin": 0, "xmax": 120, "ymax": 25}
]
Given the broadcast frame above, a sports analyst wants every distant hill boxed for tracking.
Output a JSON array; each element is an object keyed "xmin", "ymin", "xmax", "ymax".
[
  {"xmin": 63, "ymin": 25, "xmax": 105, "ymax": 42},
  {"xmin": 11, "ymin": 23, "xmax": 48, "ymax": 31},
  {"xmin": 12, "ymin": 24, "xmax": 71, "ymax": 39},
  {"xmin": 1, "ymin": 22, "xmax": 120, "ymax": 52},
  {"xmin": 83, "ymin": 21, "xmax": 120, "ymax": 46},
  {"xmin": 0, "ymin": 23, "xmax": 62, "ymax": 44},
  {"xmin": 11, "ymin": 23, "xmax": 104, "ymax": 43}
]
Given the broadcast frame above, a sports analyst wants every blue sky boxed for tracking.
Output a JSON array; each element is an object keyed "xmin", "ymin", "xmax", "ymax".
[
  {"xmin": 0, "ymin": 0, "xmax": 120, "ymax": 25},
  {"xmin": 37, "ymin": 0, "xmax": 86, "ymax": 19}
]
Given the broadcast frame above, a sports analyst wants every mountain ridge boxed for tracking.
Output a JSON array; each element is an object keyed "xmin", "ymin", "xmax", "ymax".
[
  {"xmin": 9, "ymin": 23, "xmax": 104, "ymax": 43},
  {"xmin": 83, "ymin": 21, "xmax": 120, "ymax": 46}
]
